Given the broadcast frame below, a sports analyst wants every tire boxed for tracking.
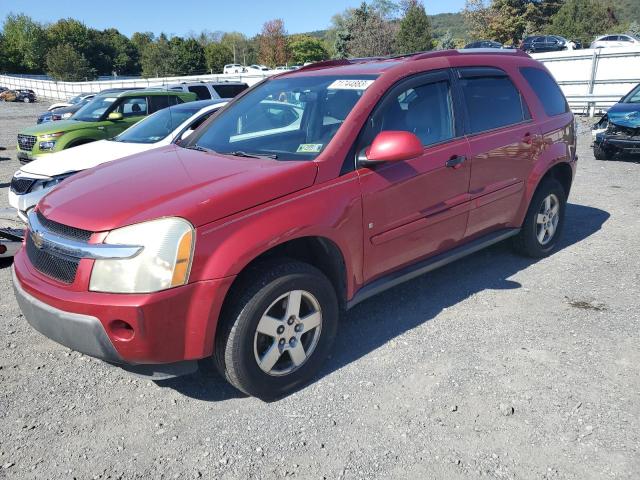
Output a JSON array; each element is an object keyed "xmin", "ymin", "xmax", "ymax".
[
  {"xmin": 593, "ymin": 144, "xmax": 611, "ymax": 160},
  {"xmin": 23, "ymin": 97, "xmax": 31, "ymax": 103},
  {"xmin": 214, "ymin": 260, "xmax": 339, "ymax": 399},
  {"xmin": 513, "ymin": 177, "xmax": 566, "ymax": 258}
]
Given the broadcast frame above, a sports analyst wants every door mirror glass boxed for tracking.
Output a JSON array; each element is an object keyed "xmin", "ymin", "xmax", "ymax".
[
  {"xmin": 359, "ymin": 130, "xmax": 423, "ymax": 165},
  {"xmin": 108, "ymin": 112, "xmax": 123, "ymax": 121}
]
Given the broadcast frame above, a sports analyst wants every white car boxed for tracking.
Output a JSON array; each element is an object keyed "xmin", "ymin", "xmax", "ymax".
[
  {"xmin": 590, "ymin": 34, "xmax": 640, "ymax": 49},
  {"xmin": 246, "ymin": 64, "xmax": 270, "ymax": 73},
  {"xmin": 8, "ymin": 99, "xmax": 228, "ymax": 222},
  {"xmin": 223, "ymin": 64, "xmax": 245, "ymax": 74},
  {"xmin": 48, "ymin": 93, "xmax": 95, "ymax": 111},
  {"xmin": 166, "ymin": 81, "xmax": 247, "ymax": 101}
]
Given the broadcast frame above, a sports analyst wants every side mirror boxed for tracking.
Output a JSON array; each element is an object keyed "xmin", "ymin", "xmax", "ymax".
[
  {"xmin": 359, "ymin": 131, "xmax": 423, "ymax": 165},
  {"xmin": 108, "ymin": 112, "xmax": 123, "ymax": 121}
]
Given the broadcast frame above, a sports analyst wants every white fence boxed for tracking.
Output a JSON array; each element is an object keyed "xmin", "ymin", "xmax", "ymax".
[
  {"xmin": 0, "ymin": 72, "xmax": 270, "ymax": 101},
  {"xmin": 532, "ymin": 46, "xmax": 640, "ymax": 115},
  {"xmin": 3, "ymin": 47, "xmax": 640, "ymax": 115}
]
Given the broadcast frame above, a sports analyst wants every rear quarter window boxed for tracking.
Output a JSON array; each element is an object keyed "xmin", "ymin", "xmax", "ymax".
[
  {"xmin": 519, "ymin": 67, "xmax": 569, "ymax": 117},
  {"xmin": 458, "ymin": 68, "xmax": 530, "ymax": 134}
]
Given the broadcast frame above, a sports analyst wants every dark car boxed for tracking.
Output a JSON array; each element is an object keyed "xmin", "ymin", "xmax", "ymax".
[
  {"xmin": 13, "ymin": 49, "xmax": 577, "ymax": 398},
  {"xmin": 521, "ymin": 36, "xmax": 569, "ymax": 53},
  {"xmin": 464, "ymin": 40, "xmax": 503, "ymax": 49},
  {"xmin": 16, "ymin": 89, "xmax": 36, "ymax": 103},
  {"xmin": 593, "ymin": 83, "xmax": 640, "ymax": 159}
]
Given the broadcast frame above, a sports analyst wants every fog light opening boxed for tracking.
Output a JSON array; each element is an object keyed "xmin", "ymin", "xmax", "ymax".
[{"xmin": 109, "ymin": 320, "xmax": 135, "ymax": 341}]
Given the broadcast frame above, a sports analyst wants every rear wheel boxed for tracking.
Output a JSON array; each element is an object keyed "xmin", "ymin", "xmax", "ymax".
[
  {"xmin": 513, "ymin": 178, "xmax": 566, "ymax": 258},
  {"xmin": 23, "ymin": 97, "xmax": 31, "ymax": 103},
  {"xmin": 214, "ymin": 260, "xmax": 339, "ymax": 399}
]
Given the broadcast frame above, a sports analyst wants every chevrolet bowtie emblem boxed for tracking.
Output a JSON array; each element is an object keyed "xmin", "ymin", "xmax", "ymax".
[{"xmin": 31, "ymin": 230, "xmax": 45, "ymax": 249}]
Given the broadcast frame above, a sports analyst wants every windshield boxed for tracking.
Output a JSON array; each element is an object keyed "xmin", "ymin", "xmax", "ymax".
[
  {"xmin": 68, "ymin": 95, "xmax": 86, "ymax": 104},
  {"xmin": 186, "ymin": 75, "xmax": 376, "ymax": 160},
  {"xmin": 622, "ymin": 84, "xmax": 640, "ymax": 103},
  {"xmin": 73, "ymin": 96, "xmax": 117, "ymax": 121},
  {"xmin": 113, "ymin": 106, "xmax": 202, "ymax": 143}
]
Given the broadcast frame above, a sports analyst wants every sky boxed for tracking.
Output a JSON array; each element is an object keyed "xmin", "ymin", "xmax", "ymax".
[{"xmin": 0, "ymin": 0, "xmax": 466, "ymax": 37}]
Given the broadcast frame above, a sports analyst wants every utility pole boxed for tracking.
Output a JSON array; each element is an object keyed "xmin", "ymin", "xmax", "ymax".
[{"xmin": 233, "ymin": 43, "xmax": 237, "ymax": 63}]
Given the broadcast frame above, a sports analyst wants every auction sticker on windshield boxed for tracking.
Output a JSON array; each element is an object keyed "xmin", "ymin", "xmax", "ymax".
[
  {"xmin": 327, "ymin": 79, "xmax": 375, "ymax": 90},
  {"xmin": 297, "ymin": 143, "xmax": 323, "ymax": 153}
]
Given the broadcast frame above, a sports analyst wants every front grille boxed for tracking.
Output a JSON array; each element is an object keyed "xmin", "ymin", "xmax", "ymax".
[
  {"xmin": 10, "ymin": 177, "xmax": 36, "ymax": 194},
  {"xmin": 17, "ymin": 134, "xmax": 36, "ymax": 152},
  {"xmin": 36, "ymin": 211, "xmax": 92, "ymax": 242},
  {"xmin": 26, "ymin": 233, "xmax": 79, "ymax": 284}
]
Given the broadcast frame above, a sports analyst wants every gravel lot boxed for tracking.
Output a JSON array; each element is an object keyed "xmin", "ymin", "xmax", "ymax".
[{"xmin": 0, "ymin": 100, "xmax": 638, "ymax": 479}]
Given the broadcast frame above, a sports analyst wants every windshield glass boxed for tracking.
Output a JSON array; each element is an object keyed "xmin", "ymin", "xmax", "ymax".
[
  {"xmin": 622, "ymin": 84, "xmax": 640, "ymax": 103},
  {"xmin": 73, "ymin": 96, "xmax": 117, "ymax": 121},
  {"xmin": 113, "ymin": 106, "xmax": 202, "ymax": 143},
  {"xmin": 187, "ymin": 75, "xmax": 377, "ymax": 160}
]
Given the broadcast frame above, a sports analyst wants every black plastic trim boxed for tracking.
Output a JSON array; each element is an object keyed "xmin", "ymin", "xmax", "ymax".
[{"xmin": 347, "ymin": 228, "xmax": 520, "ymax": 309}]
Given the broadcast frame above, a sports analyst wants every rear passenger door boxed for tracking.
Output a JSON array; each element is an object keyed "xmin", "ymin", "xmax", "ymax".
[
  {"xmin": 357, "ymin": 70, "xmax": 472, "ymax": 282},
  {"xmin": 456, "ymin": 67, "xmax": 537, "ymax": 238}
]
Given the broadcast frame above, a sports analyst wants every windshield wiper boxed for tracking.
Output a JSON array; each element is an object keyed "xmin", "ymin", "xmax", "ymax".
[
  {"xmin": 186, "ymin": 144, "xmax": 215, "ymax": 153},
  {"xmin": 227, "ymin": 150, "xmax": 278, "ymax": 159}
]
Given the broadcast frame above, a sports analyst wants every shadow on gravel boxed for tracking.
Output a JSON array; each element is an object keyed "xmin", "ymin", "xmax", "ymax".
[{"xmin": 160, "ymin": 202, "xmax": 609, "ymax": 401}]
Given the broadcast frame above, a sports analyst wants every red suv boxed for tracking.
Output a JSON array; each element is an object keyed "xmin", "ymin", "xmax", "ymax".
[{"xmin": 12, "ymin": 50, "xmax": 576, "ymax": 398}]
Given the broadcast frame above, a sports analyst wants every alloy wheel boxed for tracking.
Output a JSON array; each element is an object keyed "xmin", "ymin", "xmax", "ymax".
[
  {"xmin": 536, "ymin": 193, "xmax": 560, "ymax": 245},
  {"xmin": 253, "ymin": 290, "xmax": 323, "ymax": 376}
]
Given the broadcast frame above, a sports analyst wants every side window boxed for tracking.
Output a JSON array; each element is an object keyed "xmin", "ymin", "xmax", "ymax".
[
  {"xmin": 458, "ymin": 68, "xmax": 530, "ymax": 134},
  {"xmin": 188, "ymin": 85, "xmax": 211, "ymax": 100},
  {"xmin": 363, "ymin": 78, "xmax": 455, "ymax": 148},
  {"xmin": 619, "ymin": 35, "xmax": 632, "ymax": 43},
  {"xmin": 116, "ymin": 96, "xmax": 148, "ymax": 117},
  {"xmin": 520, "ymin": 67, "xmax": 569, "ymax": 117},
  {"xmin": 148, "ymin": 95, "xmax": 171, "ymax": 113},
  {"xmin": 213, "ymin": 84, "xmax": 248, "ymax": 98}
]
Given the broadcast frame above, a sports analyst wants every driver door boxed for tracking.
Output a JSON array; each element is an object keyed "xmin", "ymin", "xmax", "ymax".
[
  {"xmin": 356, "ymin": 70, "xmax": 472, "ymax": 282},
  {"xmin": 104, "ymin": 96, "xmax": 149, "ymax": 138}
]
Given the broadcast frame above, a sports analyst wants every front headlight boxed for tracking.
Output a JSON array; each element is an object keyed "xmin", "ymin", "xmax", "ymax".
[
  {"xmin": 40, "ymin": 131, "xmax": 65, "ymax": 140},
  {"xmin": 30, "ymin": 172, "xmax": 76, "ymax": 192},
  {"xmin": 89, "ymin": 217, "xmax": 195, "ymax": 293},
  {"xmin": 61, "ymin": 112, "xmax": 73, "ymax": 119}
]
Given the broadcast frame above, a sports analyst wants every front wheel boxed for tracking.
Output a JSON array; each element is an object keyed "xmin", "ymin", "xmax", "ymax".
[
  {"xmin": 513, "ymin": 178, "xmax": 566, "ymax": 258},
  {"xmin": 593, "ymin": 143, "xmax": 611, "ymax": 160},
  {"xmin": 23, "ymin": 97, "xmax": 31, "ymax": 103},
  {"xmin": 214, "ymin": 261, "xmax": 339, "ymax": 399}
]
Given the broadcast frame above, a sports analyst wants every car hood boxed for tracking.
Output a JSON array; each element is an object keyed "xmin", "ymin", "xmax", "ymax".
[
  {"xmin": 606, "ymin": 103, "xmax": 640, "ymax": 128},
  {"xmin": 20, "ymin": 140, "xmax": 159, "ymax": 178},
  {"xmin": 21, "ymin": 119, "xmax": 99, "ymax": 136},
  {"xmin": 38, "ymin": 146, "xmax": 318, "ymax": 231}
]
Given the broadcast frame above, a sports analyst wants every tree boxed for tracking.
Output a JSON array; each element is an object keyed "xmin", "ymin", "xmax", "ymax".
[
  {"xmin": 258, "ymin": 19, "xmax": 289, "ymax": 66},
  {"xmin": 344, "ymin": 2, "xmax": 397, "ymax": 57},
  {"xmin": 98, "ymin": 28, "xmax": 139, "ymax": 75},
  {"xmin": 1, "ymin": 14, "xmax": 48, "ymax": 72},
  {"xmin": 628, "ymin": 21, "xmax": 640, "ymax": 37},
  {"xmin": 289, "ymin": 36, "xmax": 329, "ymax": 64},
  {"xmin": 168, "ymin": 37, "xmax": 206, "ymax": 75},
  {"xmin": 46, "ymin": 43, "xmax": 95, "ymax": 81},
  {"xmin": 205, "ymin": 42, "xmax": 233, "ymax": 73},
  {"xmin": 437, "ymin": 30, "xmax": 456, "ymax": 49},
  {"xmin": 464, "ymin": 0, "xmax": 539, "ymax": 45},
  {"xmin": 221, "ymin": 32, "xmax": 255, "ymax": 65},
  {"xmin": 396, "ymin": 0, "xmax": 433, "ymax": 53},
  {"xmin": 548, "ymin": 0, "xmax": 617, "ymax": 45},
  {"xmin": 140, "ymin": 33, "xmax": 172, "ymax": 77}
]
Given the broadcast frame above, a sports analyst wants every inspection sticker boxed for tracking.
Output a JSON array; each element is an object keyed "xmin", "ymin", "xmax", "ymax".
[
  {"xmin": 327, "ymin": 79, "xmax": 375, "ymax": 90},
  {"xmin": 297, "ymin": 143, "xmax": 324, "ymax": 153}
]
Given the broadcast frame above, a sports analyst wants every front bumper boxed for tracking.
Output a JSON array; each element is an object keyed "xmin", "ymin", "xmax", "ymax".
[
  {"xmin": 8, "ymin": 188, "xmax": 46, "ymax": 223},
  {"xmin": 16, "ymin": 149, "xmax": 38, "ymax": 165},
  {"xmin": 12, "ymin": 248, "xmax": 235, "ymax": 375},
  {"xmin": 595, "ymin": 134, "xmax": 640, "ymax": 153}
]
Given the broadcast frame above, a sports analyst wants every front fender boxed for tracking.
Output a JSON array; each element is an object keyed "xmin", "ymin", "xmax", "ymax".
[
  {"xmin": 190, "ymin": 172, "xmax": 365, "ymax": 300},
  {"xmin": 57, "ymin": 130, "xmax": 106, "ymax": 150}
]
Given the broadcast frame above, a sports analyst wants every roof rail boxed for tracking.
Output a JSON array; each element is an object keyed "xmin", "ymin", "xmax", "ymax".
[
  {"xmin": 296, "ymin": 59, "xmax": 352, "ymax": 72},
  {"xmin": 410, "ymin": 48, "xmax": 529, "ymax": 61}
]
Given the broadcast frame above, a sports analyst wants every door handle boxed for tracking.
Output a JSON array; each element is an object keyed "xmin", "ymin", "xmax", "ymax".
[{"xmin": 446, "ymin": 155, "xmax": 466, "ymax": 169}]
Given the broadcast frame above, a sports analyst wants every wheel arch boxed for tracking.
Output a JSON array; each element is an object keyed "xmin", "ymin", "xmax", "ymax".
[{"xmin": 224, "ymin": 235, "xmax": 348, "ymax": 311}]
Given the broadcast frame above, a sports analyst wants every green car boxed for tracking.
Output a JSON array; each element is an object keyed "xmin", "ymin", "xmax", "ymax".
[{"xmin": 16, "ymin": 89, "xmax": 196, "ymax": 164}]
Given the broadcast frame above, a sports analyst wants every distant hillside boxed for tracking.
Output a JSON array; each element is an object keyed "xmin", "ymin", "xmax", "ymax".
[
  {"xmin": 430, "ymin": 12, "xmax": 466, "ymax": 40},
  {"xmin": 609, "ymin": 0, "xmax": 640, "ymax": 24}
]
